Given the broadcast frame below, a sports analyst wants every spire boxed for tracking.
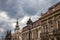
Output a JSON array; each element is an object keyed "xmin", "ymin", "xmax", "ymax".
[{"xmin": 15, "ymin": 18, "xmax": 20, "ymax": 31}]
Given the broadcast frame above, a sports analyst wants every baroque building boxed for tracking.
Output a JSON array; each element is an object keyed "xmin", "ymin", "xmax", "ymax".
[
  {"xmin": 22, "ymin": 2, "xmax": 60, "ymax": 40},
  {"xmin": 40, "ymin": 2, "xmax": 60, "ymax": 40},
  {"xmin": 12, "ymin": 18, "xmax": 22, "ymax": 40}
]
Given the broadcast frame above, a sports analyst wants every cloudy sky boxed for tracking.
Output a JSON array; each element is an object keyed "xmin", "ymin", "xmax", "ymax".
[{"xmin": 0, "ymin": 0, "xmax": 60, "ymax": 38}]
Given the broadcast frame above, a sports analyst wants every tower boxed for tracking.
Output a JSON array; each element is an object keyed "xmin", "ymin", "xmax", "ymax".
[
  {"xmin": 14, "ymin": 18, "xmax": 20, "ymax": 40},
  {"xmin": 15, "ymin": 18, "xmax": 20, "ymax": 31}
]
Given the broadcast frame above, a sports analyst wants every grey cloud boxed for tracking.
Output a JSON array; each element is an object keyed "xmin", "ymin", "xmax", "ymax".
[
  {"xmin": 0, "ymin": 0, "xmax": 17, "ymax": 18},
  {"xmin": 0, "ymin": 21, "xmax": 12, "ymax": 30},
  {"xmin": 0, "ymin": 0, "xmax": 59, "ymax": 18},
  {"xmin": 0, "ymin": 20, "xmax": 13, "ymax": 37}
]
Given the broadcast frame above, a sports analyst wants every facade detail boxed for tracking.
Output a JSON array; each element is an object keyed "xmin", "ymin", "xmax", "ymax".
[{"xmin": 22, "ymin": 2, "xmax": 60, "ymax": 40}]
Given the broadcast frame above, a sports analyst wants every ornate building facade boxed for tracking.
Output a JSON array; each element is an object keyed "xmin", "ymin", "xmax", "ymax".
[
  {"xmin": 40, "ymin": 2, "xmax": 60, "ymax": 40},
  {"xmin": 22, "ymin": 2, "xmax": 60, "ymax": 40}
]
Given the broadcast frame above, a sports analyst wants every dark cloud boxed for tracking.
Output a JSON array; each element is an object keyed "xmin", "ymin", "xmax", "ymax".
[
  {"xmin": 0, "ymin": 0, "xmax": 59, "ymax": 18},
  {"xmin": 23, "ymin": 7, "xmax": 37, "ymax": 15},
  {"xmin": 0, "ymin": 0, "xmax": 17, "ymax": 18}
]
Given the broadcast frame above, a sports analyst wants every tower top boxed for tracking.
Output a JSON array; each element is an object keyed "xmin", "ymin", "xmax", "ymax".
[
  {"xmin": 27, "ymin": 18, "xmax": 33, "ymax": 26},
  {"xmin": 15, "ymin": 18, "xmax": 20, "ymax": 31}
]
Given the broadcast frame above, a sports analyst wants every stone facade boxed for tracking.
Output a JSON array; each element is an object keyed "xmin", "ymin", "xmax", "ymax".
[
  {"xmin": 22, "ymin": 25, "xmax": 41, "ymax": 40},
  {"xmin": 40, "ymin": 2, "xmax": 60, "ymax": 40},
  {"xmin": 12, "ymin": 31, "xmax": 22, "ymax": 40},
  {"xmin": 22, "ymin": 2, "xmax": 60, "ymax": 40}
]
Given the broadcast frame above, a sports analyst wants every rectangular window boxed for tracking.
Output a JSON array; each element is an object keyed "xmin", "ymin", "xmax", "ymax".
[
  {"xmin": 45, "ymin": 25, "xmax": 48, "ymax": 33},
  {"xmin": 43, "ymin": 24, "xmax": 48, "ymax": 33},
  {"xmin": 49, "ymin": 20, "xmax": 54, "ymax": 32},
  {"xmin": 58, "ymin": 21, "xmax": 60, "ymax": 30},
  {"xmin": 36, "ymin": 29, "xmax": 38, "ymax": 39}
]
